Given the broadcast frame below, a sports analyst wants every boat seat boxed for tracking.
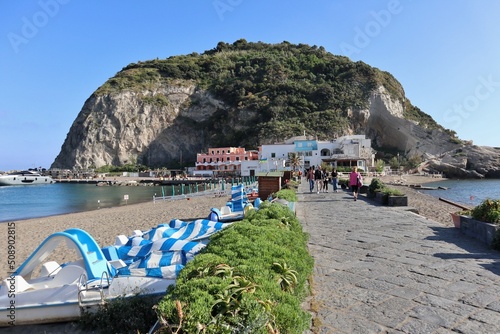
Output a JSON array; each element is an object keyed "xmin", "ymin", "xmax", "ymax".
[
  {"xmin": 0, "ymin": 276, "xmax": 33, "ymax": 296},
  {"xmin": 109, "ymin": 259, "xmax": 127, "ymax": 270},
  {"xmin": 40, "ymin": 261, "xmax": 61, "ymax": 277},
  {"xmin": 115, "ymin": 235, "xmax": 128, "ymax": 246},
  {"xmin": 132, "ymin": 230, "xmax": 143, "ymax": 237},
  {"xmin": 221, "ymin": 206, "xmax": 232, "ymax": 215},
  {"xmin": 47, "ymin": 265, "xmax": 85, "ymax": 287}
]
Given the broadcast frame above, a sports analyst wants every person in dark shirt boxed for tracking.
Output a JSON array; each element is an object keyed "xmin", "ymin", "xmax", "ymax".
[
  {"xmin": 314, "ymin": 165, "xmax": 323, "ymax": 194},
  {"xmin": 322, "ymin": 170, "xmax": 330, "ymax": 193},
  {"xmin": 307, "ymin": 166, "xmax": 315, "ymax": 193},
  {"xmin": 331, "ymin": 168, "xmax": 339, "ymax": 192}
]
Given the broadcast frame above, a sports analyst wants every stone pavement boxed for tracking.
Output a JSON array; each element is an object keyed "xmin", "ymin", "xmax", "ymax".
[{"xmin": 296, "ymin": 182, "xmax": 500, "ymax": 334}]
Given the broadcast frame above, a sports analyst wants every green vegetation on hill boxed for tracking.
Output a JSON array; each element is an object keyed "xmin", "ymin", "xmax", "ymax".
[{"xmin": 96, "ymin": 39, "xmax": 443, "ymax": 149}]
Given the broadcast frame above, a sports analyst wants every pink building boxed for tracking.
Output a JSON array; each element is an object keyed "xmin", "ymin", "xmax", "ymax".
[{"xmin": 195, "ymin": 147, "xmax": 259, "ymax": 176}]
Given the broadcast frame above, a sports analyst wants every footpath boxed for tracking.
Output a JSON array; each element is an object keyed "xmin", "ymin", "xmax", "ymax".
[{"xmin": 296, "ymin": 181, "xmax": 500, "ymax": 334}]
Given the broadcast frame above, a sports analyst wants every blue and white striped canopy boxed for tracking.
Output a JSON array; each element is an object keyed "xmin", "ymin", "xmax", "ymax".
[
  {"xmin": 118, "ymin": 252, "xmax": 185, "ymax": 279},
  {"xmin": 111, "ymin": 219, "xmax": 230, "ymax": 278},
  {"xmin": 230, "ymin": 184, "xmax": 247, "ymax": 212},
  {"xmin": 147, "ymin": 219, "xmax": 227, "ymax": 241}
]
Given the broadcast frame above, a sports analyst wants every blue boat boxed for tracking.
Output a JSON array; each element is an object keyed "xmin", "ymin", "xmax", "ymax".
[
  {"xmin": 0, "ymin": 219, "xmax": 228, "ymax": 326},
  {"xmin": 208, "ymin": 184, "xmax": 256, "ymax": 222}
]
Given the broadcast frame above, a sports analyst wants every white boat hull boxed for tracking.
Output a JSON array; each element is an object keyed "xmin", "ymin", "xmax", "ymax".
[
  {"xmin": 0, "ymin": 276, "xmax": 175, "ymax": 327},
  {"xmin": 0, "ymin": 283, "xmax": 82, "ymax": 326},
  {"xmin": 0, "ymin": 174, "xmax": 54, "ymax": 186}
]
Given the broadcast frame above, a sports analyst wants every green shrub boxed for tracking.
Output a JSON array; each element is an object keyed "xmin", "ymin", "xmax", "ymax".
[
  {"xmin": 457, "ymin": 209, "xmax": 472, "ymax": 216},
  {"xmin": 155, "ymin": 202, "xmax": 314, "ymax": 333},
  {"xmin": 273, "ymin": 188, "xmax": 298, "ymax": 202},
  {"xmin": 338, "ymin": 178, "xmax": 349, "ymax": 188},
  {"xmin": 283, "ymin": 179, "xmax": 300, "ymax": 190},
  {"xmin": 79, "ymin": 295, "xmax": 159, "ymax": 333},
  {"xmin": 471, "ymin": 199, "xmax": 500, "ymax": 224},
  {"xmin": 368, "ymin": 178, "xmax": 384, "ymax": 193},
  {"xmin": 381, "ymin": 187, "xmax": 405, "ymax": 196}
]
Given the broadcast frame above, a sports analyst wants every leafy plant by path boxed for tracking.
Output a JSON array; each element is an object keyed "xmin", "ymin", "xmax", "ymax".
[
  {"xmin": 367, "ymin": 178, "xmax": 405, "ymax": 197},
  {"xmin": 155, "ymin": 202, "xmax": 314, "ymax": 333},
  {"xmin": 471, "ymin": 199, "xmax": 500, "ymax": 224},
  {"xmin": 272, "ymin": 189, "xmax": 298, "ymax": 202}
]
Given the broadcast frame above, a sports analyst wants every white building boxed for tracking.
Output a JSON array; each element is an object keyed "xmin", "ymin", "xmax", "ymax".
[
  {"xmin": 258, "ymin": 135, "xmax": 374, "ymax": 172},
  {"xmin": 240, "ymin": 160, "xmax": 260, "ymax": 177}
]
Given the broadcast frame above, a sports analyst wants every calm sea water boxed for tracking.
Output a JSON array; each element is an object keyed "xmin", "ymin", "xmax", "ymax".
[
  {"xmin": 0, "ymin": 183, "xmax": 205, "ymax": 223},
  {"xmin": 418, "ymin": 179, "xmax": 500, "ymax": 208}
]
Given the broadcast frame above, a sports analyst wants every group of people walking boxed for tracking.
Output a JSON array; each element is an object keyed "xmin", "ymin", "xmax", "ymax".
[
  {"xmin": 306, "ymin": 165, "xmax": 339, "ymax": 194},
  {"xmin": 305, "ymin": 165, "xmax": 363, "ymax": 201}
]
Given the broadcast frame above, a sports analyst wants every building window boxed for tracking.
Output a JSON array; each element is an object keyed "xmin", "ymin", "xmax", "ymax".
[
  {"xmin": 271, "ymin": 153, "xmax": 276, "ymax": 158},
  {"xmin": 321, "ymin": 149, "xmax": 330, "ymax": 156},
  {"xmin": 227, "ymin": 157, "xmax": 230, "ymax": 161},
  {"xmin": 236, "ymin": 157, "xmax": 240, "ymax": 161}
]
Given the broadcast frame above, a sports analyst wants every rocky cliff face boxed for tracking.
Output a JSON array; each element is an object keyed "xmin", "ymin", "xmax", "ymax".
[
  {"xmin": 52, "ymin": 81, "xmax": 223, "ymax": 169},
  {"xmin": 351, "ymin": 86, "xmax": 500, "ymax": 178},
  {"xmin": 52, "ymin": 75, "xmax": 500, "ymax": 178},
  {"xmin": 352, "ymin": 86, "xmax": 458, "ymax": 158},
  {"xmin": 425, "ymin": 145, "xmax": 500, "ymax": 178}
]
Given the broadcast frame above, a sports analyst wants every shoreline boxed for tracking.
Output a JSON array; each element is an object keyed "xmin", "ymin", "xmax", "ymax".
[
  {"xmin": 0, "ymin": 181, "xmax": 228, "ymax": 223},
  {"xmin": 0, "ymin": 193, "xmax": 189, "ymax": 224}
]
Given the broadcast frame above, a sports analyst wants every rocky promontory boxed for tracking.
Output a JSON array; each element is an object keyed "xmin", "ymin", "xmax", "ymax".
[{"xmin": 51, "ymin": 40, "xmax": 500, "ymax": 178}]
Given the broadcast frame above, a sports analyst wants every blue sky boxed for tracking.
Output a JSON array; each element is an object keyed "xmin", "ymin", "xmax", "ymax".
[{"xmin": 1, "ymin": 0, "xmax": 500, "ymax": 171}]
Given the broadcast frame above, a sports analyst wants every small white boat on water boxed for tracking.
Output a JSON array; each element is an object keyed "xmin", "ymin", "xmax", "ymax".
[
  {"xmin": 0, "ymin": 170, "xmax": 54, "ymax": 186},
  {"xmin": 0, "ymin": 218, "xmax": 229, "ymax": 327}
]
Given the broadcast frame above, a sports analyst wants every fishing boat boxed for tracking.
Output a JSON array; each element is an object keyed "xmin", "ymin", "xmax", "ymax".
[
  {"xmin": 0, "ymin": 170, "xmax": 54, "ymax": 186},
  {"xmin": 208, "ymin": 184, "xmax": 255, "ymax": 222},
  {"xmin": 0, "ymin": 219, "xmax": 228, "ymax": 326}
]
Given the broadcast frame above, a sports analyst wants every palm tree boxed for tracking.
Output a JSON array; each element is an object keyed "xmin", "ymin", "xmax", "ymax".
[{"xmin": 288, "ymin": 153, "xmax": 302, "ymax": 172}]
